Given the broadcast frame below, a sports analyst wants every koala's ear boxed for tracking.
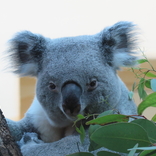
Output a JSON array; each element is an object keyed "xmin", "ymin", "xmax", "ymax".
[
  {"xmin": 7, "ymin": 31, "xmax": 46, "ymax": 76},
  {"xmin": 100, "ymin": 21, "xmax": 140, "ymax": 69}
]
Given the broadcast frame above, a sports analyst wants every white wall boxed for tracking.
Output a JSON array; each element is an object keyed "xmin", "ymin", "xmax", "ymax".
[
  {"xmin": 0, "ymin": 0, "xmax": 156, "ymax": 56},
  {"xmin": 0, "ymin": 73, "xmax": 20, "ymax": 120},
  {"xmin": 0, "ymin": 0, "xmax": 156, "ymax": 119}
]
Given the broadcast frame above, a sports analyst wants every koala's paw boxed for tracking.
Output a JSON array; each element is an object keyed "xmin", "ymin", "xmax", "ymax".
[{"xmin": 17, "ymin": 132, "xmax": 44, "ymax": 148}]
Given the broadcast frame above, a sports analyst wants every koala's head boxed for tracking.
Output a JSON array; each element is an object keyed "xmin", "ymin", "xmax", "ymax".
[{"xmin": 8, "ymin": 21, "xmax": 139, "ymax": 127}]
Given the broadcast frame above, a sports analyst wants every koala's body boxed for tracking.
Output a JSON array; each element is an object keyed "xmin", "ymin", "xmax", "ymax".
[{"xmin": 6, "ymin": 21, "xmax": 139, "ymax": 156}]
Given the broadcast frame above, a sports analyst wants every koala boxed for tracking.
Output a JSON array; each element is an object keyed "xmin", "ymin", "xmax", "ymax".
[{"xmin": 6, "ymin": 21, "xmax": 139, "ymax": 156}]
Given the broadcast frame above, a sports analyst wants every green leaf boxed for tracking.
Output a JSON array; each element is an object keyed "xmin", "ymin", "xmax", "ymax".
[
  {"xmin": 132, "ymin": 82, "xmax": 136, "ymax": 91},
  {"xmin": 151, "ymin": 79, "xmax": 156, "ymax": 92},
  {"xmin": 76, "ymin": 124, "xmax": 86, "ymax": 143},
  {"xmin": 128, "ymin": 143, "xmax": 138, "ymax": 156},
  {"xmin": 88, "ymin": 125, "xmax": 102, "ymax": 151},
  {"xmin": 137, "ymin": 92, "xmax": 156, "ymax": 115},
  {"xmin": 86, "ymin": 114, "xmax": 129, "ymax": 125},
  {"xmin": 137, "ymin": 59, "xmax": 148, "ymax": 64},
  {"xmin": 145, "ymin": 79, "xmax": 151, "ymax": 89},
  {"xmin": 90, "ymin": 123, "xmax": 151, "ymax": 153},
  {"xmin": 76, "ymin": 127, "xmax": 82, "ymax": 134},
  {"xmin": 77, "ymin": 114, "xmax": 85, "ymax": 120},
  {"xmin": 151, "ymin": 114, "xmax": 156, "ymax": 122},
  {"xmin": 144, "ymin": 72, "xmax": 156, "ymax": 78},
  {"xmin": 67, "ymin": 152, "xmax": 94, "ymax": 156},
  {"xmin": 138, "ymin": 78, "xmax": 147, "ymax": 100},
  {"xmin": 89, "ymin": 125, "xmax": 102, "ymax": 136},
  {"xmin": 138, "ymin": 78, "xmax": 144, "ymax": 99},
  {"xmin": 141, "ymin": 90, "xmax": 147, "ymax": 100},
  {"xmin": 139, "ymin": 150, "xmax": 156, "ymax": 156},
  {"xmin": 97, "ymin": 151, "xmax": 120, "ymax": 156},
  {"xmin": 131, "ymin": 119, "xmax": 156, "ymax": 143},
  {"xmin": 97, "ymin": 110, "xmax": 114, "ymax": 118},
  {"xmin": 80, "ymin": 124, "xmax": 85, "ymax": 143},
  {"xmin": 89, "ymin": 139, "xmax": 103, "ymax": 152}
]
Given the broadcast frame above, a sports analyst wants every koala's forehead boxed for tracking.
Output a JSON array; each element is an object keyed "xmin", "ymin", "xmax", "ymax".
[{"xmin": 42, "ymin": 35, "xmax": 106, "ymax": 77}]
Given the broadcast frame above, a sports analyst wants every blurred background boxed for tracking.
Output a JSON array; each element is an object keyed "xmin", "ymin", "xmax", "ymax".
[{"xmin": 0, "ymin": 0, "xmax": 156, "ymax": 121}]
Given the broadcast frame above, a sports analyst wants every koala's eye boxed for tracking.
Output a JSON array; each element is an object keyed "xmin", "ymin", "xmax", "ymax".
[
  {"xmin": 90, "ymin": 80, "xmax": 96, "ymax": 87},
  {"xmin": 88, "ymin": 80, "xmax": 98, "ymax": 91},
  {"xmin": 49, "ymin": 82, "xmax": 56, "ymax": 90}
]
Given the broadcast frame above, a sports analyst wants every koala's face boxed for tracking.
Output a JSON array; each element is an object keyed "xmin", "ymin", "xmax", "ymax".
[
  {"xmin": 8, "ymin": 21, "xmax": 139, "ymax": 127},
  {"xmin": 35, "ymin": 38, "xmax": 122, "ymax": 126}
]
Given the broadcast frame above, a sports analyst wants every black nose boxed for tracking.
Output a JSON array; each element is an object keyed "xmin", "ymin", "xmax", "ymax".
[{"xmin": 61, "ymin": 82, "xmax": 82, "ymax": 116}]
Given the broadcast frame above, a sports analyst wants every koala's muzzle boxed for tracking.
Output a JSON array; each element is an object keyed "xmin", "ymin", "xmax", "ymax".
[{"xmin": 61, "ymin": 82, "xmax": 82, "ymax": 116}]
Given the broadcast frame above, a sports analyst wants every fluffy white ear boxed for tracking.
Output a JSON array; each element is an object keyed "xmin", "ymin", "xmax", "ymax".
[
  {"xmin": 113, "ymin": 49, "xmax": 138, "ymax": 68},
  {"xmin": 7, "ymin": 31, "xmax": 46, "ymax": 76},
  {"xmin": 100, "ymin": 21, "xmax": 139, "ymax": 69}
]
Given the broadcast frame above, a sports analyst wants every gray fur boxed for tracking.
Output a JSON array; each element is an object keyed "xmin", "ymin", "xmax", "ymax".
[{"xmin": 6, "ymin": 21, "xmax": 139, "ymax": 156}]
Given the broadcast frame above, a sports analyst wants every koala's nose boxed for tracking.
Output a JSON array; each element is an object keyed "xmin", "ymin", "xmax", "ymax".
[{"xmin": 61, "ymin": 82, "xmax": 82, "ymax": 116}]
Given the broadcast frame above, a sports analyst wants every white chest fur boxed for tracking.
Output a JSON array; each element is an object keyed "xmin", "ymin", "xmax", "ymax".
[{"xmin": 26, "ymin": 97, "xmax": 75, "ymax": 143}]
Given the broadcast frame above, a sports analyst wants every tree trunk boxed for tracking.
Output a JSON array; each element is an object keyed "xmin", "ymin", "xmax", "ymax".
[{"xmin": 0, "ymin": 109, "xmax": 22, "ymax": 156}]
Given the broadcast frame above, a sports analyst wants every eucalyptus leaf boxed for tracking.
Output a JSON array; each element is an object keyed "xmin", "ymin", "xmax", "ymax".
[
  {"xmin": 128, "ymin": 143, "xmax": 138, "ymax": 156},
  {"xmin": 131, "ymin": 119, "xmax": 156, "ymax": 143},
  {"xmin": 97, "ymin": 151, "xmax": 120, "ymax": 156},
  {"xmin": 67, "ymin": 152, "xmax": 94, "ymax": 156},
  {"xmin": 144, "ymin": 72, "xmax": 156, "ymax": 78},
  {"xmin": 142, "ymin": 90, "xmax": 147, "ymax": 100},
  {"xmin": 86, "ymin": 114, "xmax": 129, "ymax": 125},
  {"xmin": 137, "ymin": 92, "xmax": 156, "ymax": 115},
  {"xmin": 145, "ymin": 79, "xmax": 151, "ymax": 89},
  {"xmin": 138, "ymin": 78, "xmax": 147, "ymax": 100},
  {"xmin": 77, "ymin": 114, "xmax": 85, "ymax": 120},
  {"xmin": 132, "ymin": 82, "xmax": 136, "ymax": 91},
  {"xmin": 137, "ymin": 59, "xmax": 148, "ymax": 64},
  {"xmin": 138, "ymin": 78, "xmax": 144, "ymax": 99},
  {"xmin": 151, "ymin": 79, "xmax": 156, "ymax": 92},
  {"xmin": 151, "ymin": 114, "xmax": 156, "ymax": 122},
  {"xmin": 76, "ymin": 127, "xmax": 82, "ymax": 134},
  {"xmin": 89, "ymin": 125, "xmax": 102, "ymax": 136},
  {"xmin": 90, "ymin": 123, "xmax": 151, "ymax": 153},
  {"xmin": 139, "ymin": 150, "xmax": 156, "ymax": 156},
  {"xmin": 89, "ymin": 139, "xmax": 102, "ymax": 152},
  {"xmin": 80, "ymin": 124, "xmax": 85, "ymax": 143},
  {"xmin": 89, "ymin": 125, "xmax": 102, "ymax": 151}
]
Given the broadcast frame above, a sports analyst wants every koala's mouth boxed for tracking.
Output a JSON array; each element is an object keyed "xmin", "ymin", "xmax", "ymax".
[{"xmin": 62, "ymin": 103, "xmax": 81, "ymax": 118}]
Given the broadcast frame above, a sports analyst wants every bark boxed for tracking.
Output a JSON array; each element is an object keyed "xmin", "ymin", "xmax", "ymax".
[{"xmin": 0, "ymin": 109, "xmax": 22, "ymax": 156}]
